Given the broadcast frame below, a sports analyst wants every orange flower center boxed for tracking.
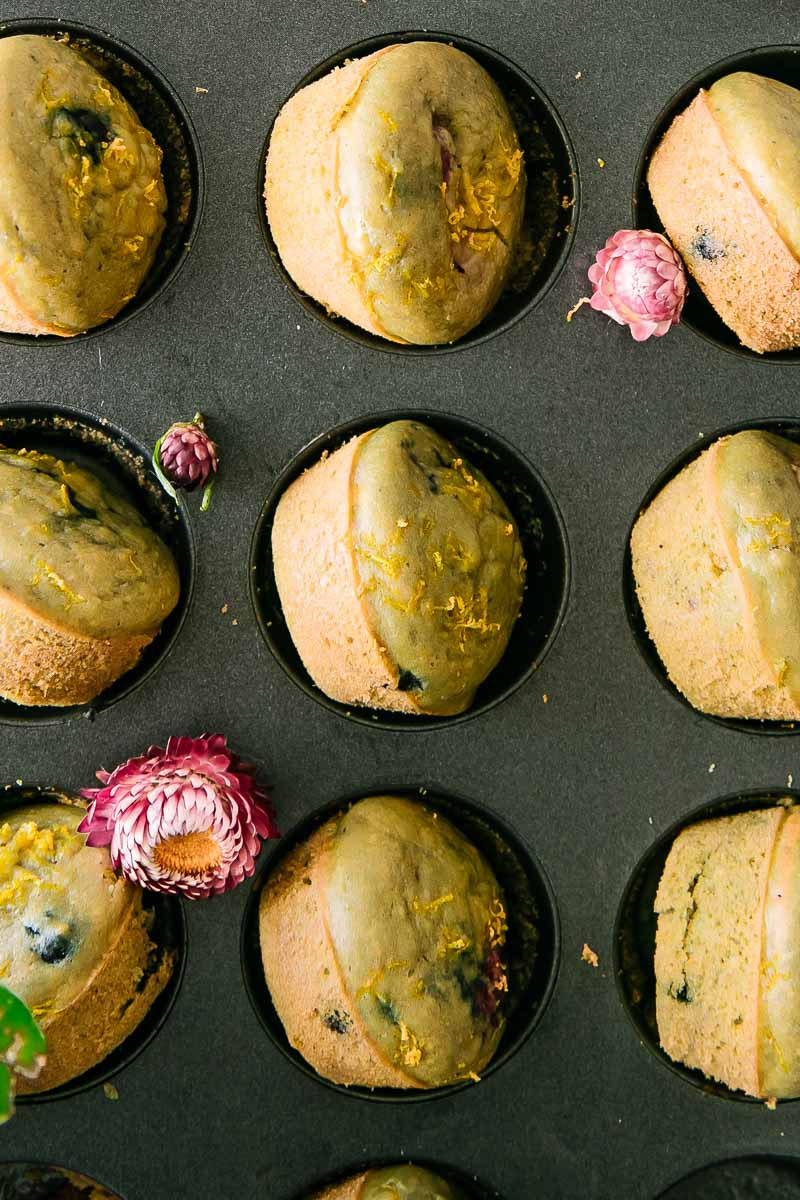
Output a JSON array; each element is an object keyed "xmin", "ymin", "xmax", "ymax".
[{"xmin": 153, "ymin": 830, "xmax": 222, "ymax": 876}]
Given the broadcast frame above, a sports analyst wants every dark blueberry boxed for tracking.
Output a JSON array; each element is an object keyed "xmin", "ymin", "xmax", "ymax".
[
  {"xmin": 322, "ymin": 1009, "xmax": 353, "ymax": 1035},
  {"xmin": 50, "ymin": 106, "xmax": 113, "ymax": 165},
  {"xmin": 24, "ymin": 924, "xmax": 75, "ymax": 965},
  {"xmin": 397, "ymin": 669, "xmax": 423, "ymax": 692},
  {"xmin": 668, "ymin": 978, "xmax": 693, "ymax": 1004},
  {"xmin": 690, "ymin": 228, "xmax": 725, "ymax": 262}
]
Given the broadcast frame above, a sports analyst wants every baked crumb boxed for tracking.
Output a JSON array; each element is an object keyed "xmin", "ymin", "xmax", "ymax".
[
  {"xmin": 766, "ymin": 1096, "xmax": 778, "ymax": 1111},
  {"xmin": 103, "ymin": 1082, "xmax": 119, "ymax": 1101},
  {"xmin": 581, "ymin": 943, "xmax": 599, "ymax": 969},
  {"xmin": 194, "ymin": 86, "xmax": 209, "ymax": 94},
  {"xmin": 597, "ymin": 158, "xmax": 606, "ymax": 168},
  {"xmin": 220, "ymin": 603, "xmax": 229, "ymax": 615},
  {"xmin": 575, "ymin": 70, "xmax": 582, "ymax": 79},
  {"xmin": 542, "ymin": 693, "xmax": 549, "ymax": 704}
]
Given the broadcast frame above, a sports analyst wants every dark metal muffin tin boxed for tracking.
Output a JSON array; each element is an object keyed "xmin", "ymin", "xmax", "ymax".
[{"xmin": 1, "ymin": 2, "xmax": 800, "ymax": 1198}]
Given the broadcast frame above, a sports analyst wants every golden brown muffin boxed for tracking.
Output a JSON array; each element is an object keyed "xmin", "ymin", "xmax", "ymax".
[
  {"xmin": 312, "ymin": 1165, "xmax": 462, "ymax": 1200},
  {"xmin": 271, "ymin": 420, "xmax": 525, "ymax": 717},
  {"xmin": 265, "ymin": 41, "xmax": 525, "ymax": 345},
  {"xmin": 648, "ymin": 72, "xmax": 800, "ymax": 353},
  {"xmin": 259, "ymin": 795, "xmax": 509, "ymax": 1089},
  {"xmin": 0, "ymin": 447, "xmax": 180, "ymax": 707},
  {"xmin": 655, "ymin": 805, "xmax": 800, "ymax": 1099},
  {"xmin": 0, "ymin": 34, "xmax": 166, "ymax": 336},
  {"xmin": 631, "ymin": 431, "xmax": 800, "ymax": 720},
  {"xmin": 0, "ymin": 800, "xmax": 173, "ymax": 1093}
]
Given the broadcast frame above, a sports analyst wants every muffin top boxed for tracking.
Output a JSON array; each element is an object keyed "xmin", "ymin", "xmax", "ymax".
[
  {"xmin": 0, "ymin": 34, "xmax": 166, "ymax": 333},
  {"xmin": 0, "ymin": 801, "xmax": 133, "ymax": 1022},
  {"xmin": 321, "ymin": 795, "xmax": 508, "ymax": 1086},
  {"xmin": 707, "ymin": 72, "xmax": 800, "ymax": 260},
  {"xmin": 0, "ymin": 448, "xmax": 180, "ymax": 638},
  {"xmin": 713, "ymin": 432, "xmax": 800, "ymax": 701},
  {"xmin": 351, "ymin": 421, "xmax": 525, "ymax": 715},
  {"xmin": 361, "ymin": 1165, "xmax": 462, "ymax": 1200}
]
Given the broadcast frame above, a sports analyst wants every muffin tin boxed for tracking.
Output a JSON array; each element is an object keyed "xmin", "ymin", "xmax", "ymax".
[
  {"xmin": 2, "ymin": 2, "xmax": 800, "ymax": 1198},
  {"xmin": 0, "ymin": 18, "xmax": 203, "ymax": 346}
]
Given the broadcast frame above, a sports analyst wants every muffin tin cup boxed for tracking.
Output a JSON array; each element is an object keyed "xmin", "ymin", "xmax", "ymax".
[
  {"xmin": 613, "ymin": 786, "xmax": 800, "ymax": 1105},
  {"xmin": 0, "ymin": 17, "xmax": 204, "ymax": 346},
  {"xmin": 623, "ymin": 416, "xmax": 800, "ymax": 736},
  {"xmin": 250, "ymin": 409, "xmax": 570, "ymax": 731},
  {"xmin": 657, "ymin": 1156, "xmax": 800, "ymax": 1198},
  {"xmin": 257, "ymin": 30, "xmax": 579, "ymax": 355},
  {"xmin": 0, "ymin": 784, "xmax": 187, "ymax": 1105},
  {"xmin": 241, "ymin": 785, "xmax": 560, "ymax": 1104},
  {"xmin": 0, "ymin": 1164, "xmax": 124, "ymax": 1198},
  {"xmin": 0, "ymin": 403, "xmax": 196, "ymax": 726},
  {"xmin": 295, "ymin": 1159, "xmax": 505, "ymax": 1200},
  {"xmin": 632, "ymin": 44, "xmax": 800, "ymax": 364}
]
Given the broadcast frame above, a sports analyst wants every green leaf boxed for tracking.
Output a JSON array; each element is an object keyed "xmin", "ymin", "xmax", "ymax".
[
  {"xmin": 0, "ymin": 986, "xmax": 47, "ymax": 1123},
  {"xmin": 152, "ymin": 436, "xmax": 177, "ymax": 502}
]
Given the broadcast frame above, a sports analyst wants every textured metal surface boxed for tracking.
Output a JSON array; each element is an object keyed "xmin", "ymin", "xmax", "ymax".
[{"xmin": 0, "ymin": 1, "xmax": 798, "ymax": 1197}]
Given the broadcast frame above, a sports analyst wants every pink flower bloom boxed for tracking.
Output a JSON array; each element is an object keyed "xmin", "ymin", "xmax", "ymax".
[
  {"xmin": 588, "ymin": 229, "xmax": 687, "ymax": 342},
  {"xmin": 79, "ymin": 735, "xmax": 277, "ymax": 899}
]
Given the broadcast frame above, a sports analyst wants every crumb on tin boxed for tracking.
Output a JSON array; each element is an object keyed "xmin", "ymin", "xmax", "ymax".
[{"xmin": 581, "ymin": 943, "xmax": 599, "ymax": 969}]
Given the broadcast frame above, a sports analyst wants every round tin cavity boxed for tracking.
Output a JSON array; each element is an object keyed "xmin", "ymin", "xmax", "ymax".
[
  {"xmin": 0, "ymin": 403, "xmax": 195, "ymax": 726},
  {"xmin": 296, "ymin": 1159, "xmax": 505, "ymax": 1199},
  {"xmin": 614, "ymin": 787, "xmax": 800, "ymax": 1104},
  {"xmin": 250, "ymin": 409, "xmax": 570, "ymax": 731},
  {"xmin": 258, "ymin": 30, "xmax": 579, "ymax": 354},
  {"xmin": 632, "ymin": 44, "xmax": 800, "ymax": 363},
  {"xmin": 0, "ymin": 1163, "xmax": 124, "ymax": 1198},
  {"xmin": 0, "ymin": 783, "xmax": 186, "ymax": 1104},
  {"xmin": 658, "ymin": 1155, "xmax": 800, "ymax": 1198},
  {"xmin": 623, "ymin": 418, "xmax": 800, "ymax": 735},
  {"xmin": 0, "ymin": 17, "xmax": 204, "ymax": 345},
  {"xmin": 241, "ymin": 785, "xmax": 559, "ymax": 1103}
]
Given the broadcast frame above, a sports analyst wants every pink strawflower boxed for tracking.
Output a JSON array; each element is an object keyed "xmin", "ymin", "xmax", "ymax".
[
  {"xmin": 153, "ymin": 412, "xmax": 218, "ymax": 512},
  {"xmin": 588, "ymin": 229, "xmax": 687, "ymax": 341},
  {"xmin": 79, "ymin": 735, "xmax": 277, "ymax": 899}
]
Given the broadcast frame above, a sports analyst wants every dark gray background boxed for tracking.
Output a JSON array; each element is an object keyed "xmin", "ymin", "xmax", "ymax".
[{"xmin": 1, "ymin": 0, "xmax": 799, "ymax": 1196}]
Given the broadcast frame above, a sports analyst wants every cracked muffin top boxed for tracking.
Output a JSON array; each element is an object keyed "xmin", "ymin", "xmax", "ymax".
[
  {"xmin": 320, "ymin": 795, "xmax": 508, "ymax": 1087},
  {"xmin": 0, "ymin": 802, "xmax": 133, "ymax": 1022},
  {"xmin": 265, "ymin": 41, "xmax": 525, "ymax": 344},
  {"xmin": 0, "ymin": 34, "xmax": 166, "ymax": 335},
  {"xmin": 0, "ymin": 448, "xmax": 179, "ymax": 639},
  {"xmin": 351, "ymin": 421, "xmax": 526, "ymax": 715}
]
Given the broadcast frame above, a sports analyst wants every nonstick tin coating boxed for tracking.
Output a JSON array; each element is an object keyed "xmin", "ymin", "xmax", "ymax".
[{"xmin": 1, "ymin": 2, "xmax": 800, "ymax": 1199}]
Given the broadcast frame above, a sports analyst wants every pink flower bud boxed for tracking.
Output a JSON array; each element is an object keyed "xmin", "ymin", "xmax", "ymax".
[{"xmin": 588, "ymin": 229, "xmax": 687, "ymax": 341}]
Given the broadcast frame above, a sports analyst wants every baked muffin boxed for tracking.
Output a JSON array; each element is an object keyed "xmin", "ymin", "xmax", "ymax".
[
  {"xmin": 0, "ymin": 34, "xmax": 167, "ymax": 336},
  {"xmin": 648, "ymin": 71, "xmax": 800, "ymax": 353},
  {"xmin": 0, "ymin": 1164, "xmax": 121, "ymax": 1199},
  {"xmin": 312, "ymin": 1165, "xmax": 463, "ymax": 1200},
  {"xmin": 271, "ymin": 420, "xmax": 526, "ymax": 717},
  {"xmin": 631, "ymin": 430, "xmax": 800, "ymax": 720},
  {"xmin": 0, "ymin": 447, "xmax": 180, "ymax": 707},
  {"xmin": 259, "ymin": 794, "xmax": 509, "ymax": 1089},
  {"xmin": 0, "ymin": 799, "xmax": 173, "ymax": 1093},
  {"xmin": 265, "ymin": 41, "xmax": 525, "ymax": 345},
  {"xmin": 655, "ymin": 805, "xmax": 800, "ymax": 1099}
]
